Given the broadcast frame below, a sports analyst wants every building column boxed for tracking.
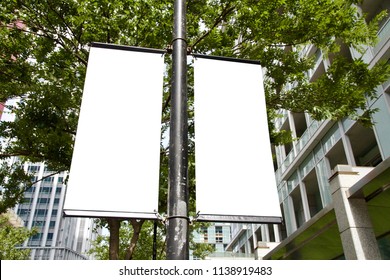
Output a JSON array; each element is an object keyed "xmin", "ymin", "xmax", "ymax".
[
  {"xmin": 338, "ymin": 121, "xmax": 357, "ymax": 166},
  {"xmin": 273, "ymin": 224, "xmax": 281, "ymax": 242},
  {"xmin": 329, "ymin": 165, "xmax": 381, "ymax": 259},
  {"xmin": 255, "ymin": 242, "xmax": 270, "ymax": 260},
  {"xmin": 299, "ymin": 181, "xmax": 311, "ymax": 222}
]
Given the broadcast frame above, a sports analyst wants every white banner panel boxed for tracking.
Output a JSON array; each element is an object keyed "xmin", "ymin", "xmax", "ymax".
[
  {"xmin": 194, "ymin": 57, "xmax": 282, "ymax": 221},
  {"xmin": 63, "ymin": 44, "xmax": 164, "ymax": 219}
]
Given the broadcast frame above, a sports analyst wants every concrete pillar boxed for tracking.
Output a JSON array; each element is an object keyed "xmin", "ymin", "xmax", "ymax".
[
  {"xmin": 255, "ymin": 242, "xmax": 269, "ymax": 260},
  {"xmin": 255, "ymin": 241, "xmax": 280, "ymax": 260},
  {"xmin": 338, "ymin": 121, "xmax": 357, "ymax": 166},
  {"xmin": 329, "ymin": 165, "xmax": 381, "ymax": 259},
  {"xmin": 299, "ymin": 181, "xmax": 311, "ymax": 222}
]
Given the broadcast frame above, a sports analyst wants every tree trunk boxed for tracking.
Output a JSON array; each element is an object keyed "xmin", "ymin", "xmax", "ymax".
[
  {"xmin": 107, "ymin": 218, "xmax": 121, "ymax": 260},
  {"xmin": 125, "ymin": 219, "xmax": 145, "ymax": 260}
]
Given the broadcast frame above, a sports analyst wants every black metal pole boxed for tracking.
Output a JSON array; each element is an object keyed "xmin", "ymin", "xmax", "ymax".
[
  {"xmin": 166, "ymin": 0, "xmax": 189, "ymax": 260},
  {"xmin": 153, "ymin": 220, "xmax": 157, "ymax": 260}
]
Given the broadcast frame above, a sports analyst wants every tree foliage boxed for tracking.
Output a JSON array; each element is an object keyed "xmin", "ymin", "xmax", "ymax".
[
  {"xmin": 0, "ymin": 214, "xmax": 37, "ymax": 259},
  {"xmin": 89, "ymin": 220, "xmax": 167, "ymax": 260},
  {"xmin": 89, "ymin": 219, "xmax": 215, "ymax": 260},
  {"xmin": 0, "ymin": 161, "xmax": 32, "ymax": 214},
  {"xmin": 1, "ymin": 0, "xmax": 389, "ymax": 258}
]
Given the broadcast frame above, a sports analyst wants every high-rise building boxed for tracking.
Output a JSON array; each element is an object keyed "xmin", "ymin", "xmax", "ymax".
[
  {"xmin": 228, "ymin": 0, "xmax": 390, "ymax": 260},
  {"xmin": 12, "ymin": 160, "xmax": 99, "ymax": 260},
  {"xmin": 0, "ymin": 101, "xmax": 98, "ymax": 260}
]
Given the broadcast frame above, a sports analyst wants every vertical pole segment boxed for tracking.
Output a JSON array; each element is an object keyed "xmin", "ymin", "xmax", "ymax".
[
  {"xmin": 153, "ymin": 221, "xmax": 157, "ymax": 260},
  {"xmin": 167, "ymin": 0, "xmax": 189, "ymax": 260}
]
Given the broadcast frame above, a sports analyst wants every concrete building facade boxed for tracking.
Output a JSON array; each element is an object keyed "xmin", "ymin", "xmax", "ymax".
[
  {"xmin": 228, "ymin": 0, "xmax": 390, "ymax": 260},
  {"xmin": 191, "ymin": 223, "xmax": 234, "ymax": 260},
  {"xmin": 12, "ymin": 160, "xmax": 98, "ymax": 260}
]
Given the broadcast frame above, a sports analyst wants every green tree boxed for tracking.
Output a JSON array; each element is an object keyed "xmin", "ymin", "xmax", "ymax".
[
  {"xmin": 89, "ymin": 220, "xmax": 167, "ymax": 260},
  {"xmin": 0, "ymin": 161, "xmax": 33, "ymax": 214},
  {"xmin": 89, "ymin": 219, "xmax": 215, "ymax": 260},
  {"xmin": 1, "ymin": 0, "xmax": 389, "ymax": 259},
  {"xmin": 0, "ymin": 214, "xmax": 37, "ymax": 260}
]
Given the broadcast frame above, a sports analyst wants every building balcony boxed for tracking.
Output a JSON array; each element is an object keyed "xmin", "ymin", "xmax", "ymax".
[
  {"xmin": 373, "ymin": 16, "xmax": 390, "ymax": 57},
  {"xmin": 275, "ymin": 120, "xmax": 323, "ymax": 185}
]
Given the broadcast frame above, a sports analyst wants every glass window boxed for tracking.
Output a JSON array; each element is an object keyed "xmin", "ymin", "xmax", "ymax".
[
  {"xmin": 201, "ymin": 227, "xmax": 208, "ymax": 243},
  {"xmin": 341, "ymin": 117, "xmax": 354, "ymax": 132},
  {"xmin": 38, "ymin": 198, "xmax": 48, "ymax": 204},
  {"xmin": 36, "ymin": 209, "xmax": 48, "ymax": 216},
  {"xmin": 287, "ymin": 171, "xmax": 299, "ymax": 193},
  {"xmin": 316, "ymin": 159, "xmax": 332, "ymax": 206},
  {"xmin": 43, "ymin": 177, "xmax": 54, "ymax": 183},
  {"xmin": 314, "ymin": 143, "xmax": 324, "ymax": 163},
  {"xmin": 215, "ymin": 226, "xmax": 223, "ymax": 235},
  {"xmin": 47, "ymin": 233, "xmax": 54, "ymax": 240},
  {"xmin": 300, "ymin": 153, "xmax": 315, "ymax": 178},
  {"xmin": 31, "ymin": 233, "xmax": 42, "ymax": 241},
  {"xmin": 322, "ymin": 124, "xmax": 341, "ymax": 154},
  {"xmin": 27, "ymin": 165, "xmax": 40, "ymax": 173},
  {"xmin": 282, "ymin": 199, "xmax": 295, "ymax": 236},
  {"xmin": 40, "ymin": 187, "xmax": 52, "ymax": 193},
  {"xmin": 26, "ymin": 186, "xmax": 36, "ymax": 193},
  {"xmin": 32, "ymin": 221, "xmax": 45, "ymax": 227},
  {"xmin": 18, "ymin": 209, "xmax": 29, "ymax": 215}
]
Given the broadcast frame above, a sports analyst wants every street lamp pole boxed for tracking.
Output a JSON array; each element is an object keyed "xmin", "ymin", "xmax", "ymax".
[{"xmin": 166, "ymin": 0, "xmax": 189, "ymax": 260}]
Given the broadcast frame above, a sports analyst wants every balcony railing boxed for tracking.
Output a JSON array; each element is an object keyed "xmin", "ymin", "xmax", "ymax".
[
  {"xmin": 275, "ymin": 120, "xmax": 323, "ymax": 184},
  {"xmin": 373, "ymin": 16, "xmax": 390, "ymax": 56}
]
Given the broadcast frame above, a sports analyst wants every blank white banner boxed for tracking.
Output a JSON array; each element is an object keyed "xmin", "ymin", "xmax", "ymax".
[
  {"xmin": 63, "ymin": 44, "xmax": 164, "ymax": 219},
  {"xmin": 194, "ymin": 57, "xmax": 281, "ymax": 221}
]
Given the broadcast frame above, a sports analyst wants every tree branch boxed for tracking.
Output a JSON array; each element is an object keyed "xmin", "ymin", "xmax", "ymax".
[
  {"xmin": 0, "ymin": 151, "xmax": 33, "ymax": 159},
  {"xmin": 125, "ymin": 219, "xmax": 145, "ymax": 260},
  {"xmin": 107, "ymin": 218, "xmax": 122, "ymax": 260},
  {"xmin": 0, "ymin": 69, "xmax": 31, "ymax": 87},
  {"xmin": 51, "ymin": 103, "xmax": 77, "ymax": 136},
  {"xmin": 16, "ymin": 3, "xmax": 88, "ymax": 66},
  {"xmin": 46, "ymin": 2, "xmax": 83, "ymax": 49},
  {"xmin": 190, "ymin": 4, "xmax": 236, "ymax": 51},
  {"xmin": 11, "ymin": 169, "xmax": 64, "ymax": 202},
  {"xmin": 24, "ymin": 170, "xmax": 62, "ymax": 193},
  {"xmin": 162, "ymin": 92, "xmax": 171, "ymax": 113}
]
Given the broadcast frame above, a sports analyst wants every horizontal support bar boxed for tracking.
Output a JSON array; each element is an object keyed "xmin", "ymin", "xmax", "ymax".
[
  {"xmin": 192, "ymin": 53, "xmax": 261, "ymax": 65},
  {"xmin": 196, "ymin": 214, "xmax": 283, "ymax": 224},
  {"xmin": 91, "ymin": 42, "xmax": 166, "ymax": 54},
  {"xmin": 63, "ymin": 210, "xmax": 159, "ymax": 220}
]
